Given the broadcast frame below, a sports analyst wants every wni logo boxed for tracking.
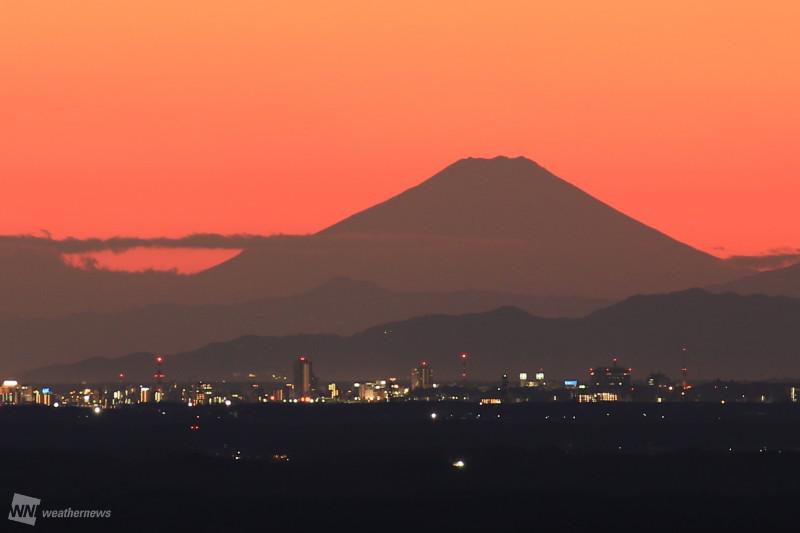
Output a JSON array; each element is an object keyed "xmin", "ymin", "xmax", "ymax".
[{"xmin": 8, "ymin": 493, "xmax": 41, "ymax": 526}]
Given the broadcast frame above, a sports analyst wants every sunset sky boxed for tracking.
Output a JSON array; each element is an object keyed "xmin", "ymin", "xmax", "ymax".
[{"xmin": 2, "ymin": 1, "xmax": 799, "ymax": 259}]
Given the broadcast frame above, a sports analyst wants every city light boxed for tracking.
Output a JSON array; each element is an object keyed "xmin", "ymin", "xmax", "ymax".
[
  {"xmin": 452, "ymin": 459, "xmax": 466, "ymax": 469},
  {"xmin": 1, "ymin": 353, "xmax": 793, "ymax": 410}
]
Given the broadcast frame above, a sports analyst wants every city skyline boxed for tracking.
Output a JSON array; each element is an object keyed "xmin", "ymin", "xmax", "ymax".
[{"xmin": 4, "ymin": 2, "xmax": 800, "ymax": 529}]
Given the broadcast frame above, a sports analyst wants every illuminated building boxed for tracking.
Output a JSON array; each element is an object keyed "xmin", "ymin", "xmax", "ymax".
[
  {"xmin": 360, "ymin": 382, "xmax": 377, "ymax": 401},
  {"xmin": 112, "ymin": 389, "xmax": 127, "ymax": 406},
  {"xmin": 576, "ymin": 391, "xmax": 619, "ymax": 403},
  {"xmin": 293, "ymin": 356, "xmax": 313, "ymax": 399},
  {"xmin": 193, "ymin": 382, "xmax": 214, "ymax": 405},
  {"xmin": 519, "ymin": 370, "xmax": 547, "ymax": 388},
  {"xmin": 328, "ymin": 383, "xmax": 339, "ymax": 399},
  {"xmin": 271, "ymin": 388, "xmax": 286, "ymax": 402},
  {"xmin": 153, "ymin": 355, "xmax": 166, "ymax": 399},
  {"xmin": 410, "ymin": 361, "xmax": 433, "ymax": 391},
  {"xmin": 34, "ymin": 388, "xmax": 53, "ymax": 406},
  {"xmin": 589, "ymin": 358, "xmax": 631, "ymax": 396},
  {"xmin": 792, "ymin": 387, "xmax": 798, "ymax": 403},
  {"xmin": 385, "ymin": 377, "xmax": 402, "ymax": 398},
  {"xmin": 139, "ymin": 386, "xmax": 151, "ymax": 404},
  {"xmin": 0, "ymin": 380, "xmax": 20, "ymax": 405},
  {"xmin": 18, "ymin": 385, "xmax": 33, "ymax": 403}
]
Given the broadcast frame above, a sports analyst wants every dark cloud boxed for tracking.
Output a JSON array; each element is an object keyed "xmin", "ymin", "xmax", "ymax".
[
  {"xmin": 721, "ymin": 251, "xmax": 800, "ymax": 272},
  {"xmin": 0, "ymin": 233, "xmax": 287, "ymax": 253}
]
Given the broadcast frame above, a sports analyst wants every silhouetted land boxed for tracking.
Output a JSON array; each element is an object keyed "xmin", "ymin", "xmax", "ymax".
[
  {"xmin": 2, "ymin": 403, "xmax": 799, "ymax": 531},
  {"xmin": 26, "ymin": 289, "xmax": 800, "ymax": 382}
]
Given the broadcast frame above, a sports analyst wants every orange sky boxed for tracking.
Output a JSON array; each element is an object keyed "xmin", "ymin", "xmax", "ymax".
[{"xmin": 2, "ymin": 1, "xmax": 799, "ymax": 258}]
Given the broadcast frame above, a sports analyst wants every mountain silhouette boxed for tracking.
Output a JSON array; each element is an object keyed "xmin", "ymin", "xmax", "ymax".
[
  {"xmin": 199, "ymin": 156, "xmax": 742, "ymax": 300},
  {"xmin": 25, "ymin": 290, "xmax": 800, "ymax": 383},
  {"xmin": 0, "ymin": 278, "xmax": 606, "ymax": 376},
  {"xmin": 711, "ymin": 262, "xmax": 800, "ymax": 297},
  {"xmin": 0, "ymin": 156, "xmax": 744, "ymax": 323}
]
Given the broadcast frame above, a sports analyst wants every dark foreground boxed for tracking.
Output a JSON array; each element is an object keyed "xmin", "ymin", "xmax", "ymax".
[{"xmin": 2, "ymin": 402, "xmax": 800, "ymax": 532}]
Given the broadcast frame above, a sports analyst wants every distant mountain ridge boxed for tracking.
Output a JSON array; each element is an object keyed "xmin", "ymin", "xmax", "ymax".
[
  {"xmin": 0, "ymin": 278, "xmax": 607, "ymax": 376},
  {"xmin": 710, "ymin": 262, "xmax": 800, "ymax": 297},
  {"xmin": 25, "ymin": 290, "xmax": 800, "ymax": 383},
  {"xmin": 1, "ymin": 155, "xmax": 760, "ymax": 375}
]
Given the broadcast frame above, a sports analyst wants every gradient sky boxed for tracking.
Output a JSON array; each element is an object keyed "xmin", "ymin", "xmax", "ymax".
[{"xmin": 2, "ymin": 1, "xmax": 799, "ymax": 258}]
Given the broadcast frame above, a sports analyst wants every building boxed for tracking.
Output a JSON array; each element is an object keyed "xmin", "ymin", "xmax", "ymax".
[
  {"xmin": 0, "ymin": 380, "xmax": 20, "ymax": 405},
  {"xmin": 33, "ymin": 387, "xmax": 53, "ymax": 406},
  {"xmin": 360, "ymin": 382, "xmax": 377, "ymax": 401},
  {"xmin": 293, "ymin": 356, "xmax": 313, "ymax": 399},
  {"xmin": 410, "ymin": 361, "xmax": 433, "ymax": 391},
  {"xmin": 589, "ymin": 358, "xmax": 631, "ymax": 394},
  {"xmin": 139, "ymin": 386, "xmax": 151, "ymax": 404},
  {"xmin": 327, "ymin": 383, "xmax": 339, "ymax": 399},
  {"xmin": 519, "ymin": 370, "xmax": 547, "ymax": 388},
  {"xmin": 190, "ymin": 382, "xmax": 214, "ymax": 405}
]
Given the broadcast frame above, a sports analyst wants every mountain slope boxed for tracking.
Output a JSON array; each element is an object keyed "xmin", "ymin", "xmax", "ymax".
[
  {"xmin": 202, "ymin": 156, "xmax": 743, "ymax": 300},
  {"xmin": 711, "ymin": 262, "xmax": 800, "ymax": 297},
  {"xmin": 0, "ymin": 156, "xmax": 745, "ymax": 322},
  {"xmin": 25, "ymin": 290, "xmax": 800, "ymax": 383}
]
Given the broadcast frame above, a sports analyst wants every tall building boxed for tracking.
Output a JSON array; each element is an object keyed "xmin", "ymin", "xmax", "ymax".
[
  {"xmin": 139, "ymin": 386, "xmax": 151, "ymax": 404},
  {"xmin": 327, "ymin": 383, "xmax": 339, "ymax": 399},
  {"xmin": 589, "ymin": 358, "xmax": 632, "ymax": 397},
  {"xmin": 293, "ymin": 356, "xmax": 313, "ymax": 398},
  {"xmin": 153, "ymin": 355, "xmax": 166, "ymax": 397},
  {"xmin": 410, "ymin": 361, "xmax": 433, "ymax": 391}
]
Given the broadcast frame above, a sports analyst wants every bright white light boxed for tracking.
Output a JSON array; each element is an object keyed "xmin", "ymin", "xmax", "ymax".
[
  {"xmin": 224, "ymin": 399, "xmax": 232, "ymax": 407},
  {"xmin": 93, "ymin": 406, "xmax": 102, "ymax": 414},
  {"xmin": 2, "ymin": 380, "xmax": 18, "ymax": 387},
  {"xmin": 452, "ymin": 460, "xmax": 466, "ymax": 469},
  {"xmin": 53, "ymin": 402, "xmax": 60, "ymax": 408},
  {"xmin": 430, "ymin": 412, "xmax": 438, "ymax": 420}
]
